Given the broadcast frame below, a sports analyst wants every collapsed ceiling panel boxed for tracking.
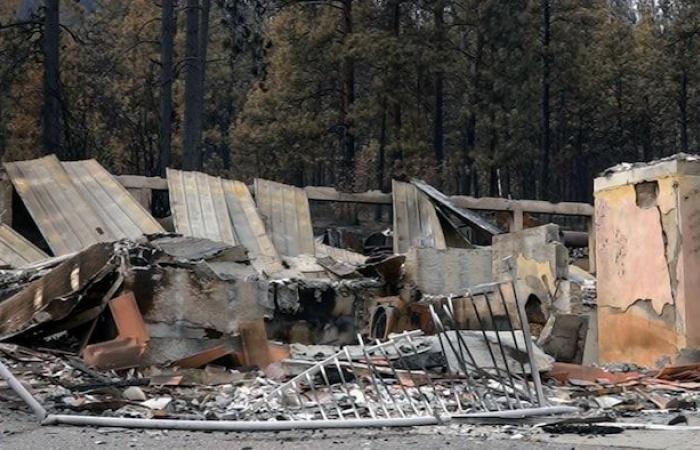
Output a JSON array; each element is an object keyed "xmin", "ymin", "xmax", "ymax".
[
  {"xmin": 63, "ymin": 159, "xmax": 164, "ymax": 239},
  {"xmin": 0, "ymin": 224, "xmax": 48, "ymax": 268},
  {"xmin": 4, "ymin": 155, "xmax": 114, "ymax": 255},
  {"xmin": 392, "ymin": 180, "xmax": 446, "ymax": 254},
  {"xmin": 254, "ymin": 178, "xmax": 315, "ymax": 257}
]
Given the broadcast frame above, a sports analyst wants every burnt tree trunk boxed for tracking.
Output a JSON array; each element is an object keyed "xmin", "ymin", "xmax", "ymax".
[
  {"xmin": 464, "ymin": 26, "xmax": 484, "ymax": 195},
  {"xmin": 539, "ymin": 0, "xmax": 551, "ymax": 198},
  {"xmin": 158, "ymin": 0, "xmax": 176, "ymax": 176},
  {"xmin": 679, "ymin": 66, "xmax": 689, "ymax": 153},
  {"xmin": 183, "ymin": 0, "xmax": 202, "ymax": 170},
  {"xmin": 197, "ymin": 0, "xmax": 211, "ymax": 164},
  {"xmin": 433, "ymin": 1, "xmax": 445, "ymax": 168},
  {"xmin": 42, "ymin": 0, "xmax": 61, "ymax": 157},
  {"xmin": 340, "ymin": 0, "xmax": 355, "ymax": 186},
  {"xmin": 390, "ymin": 0, "xmax": 403, "ymax": 170}
]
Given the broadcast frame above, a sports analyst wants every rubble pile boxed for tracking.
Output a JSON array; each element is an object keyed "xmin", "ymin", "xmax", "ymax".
[{"xmin": 1, "ymin": 154, "xmax": 700, "ymax": 436}]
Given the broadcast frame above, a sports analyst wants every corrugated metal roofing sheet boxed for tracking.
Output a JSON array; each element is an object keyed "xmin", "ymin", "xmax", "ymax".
[
  {"xmin": 254, "ymin": 178, "xmax": 315, "ymax": 257},
  {"xmin": 392, "ymin": 180, "xmax": 446, "ymax": 254},
  {"xmin": 166, "ymin": 169, "xmax": 281, "ymax": 270},
  {"xmin": 4, "ymin": 155, "xmax": 113, "ymax": 255},
  {"xmin": 4, "ymin": 155, "xmax": 164, "ymax": 256},
  {"xmin": 0, "ymin": 224, "xmax": 48, "ymax": 268},
  {"xmin": 167, "ymin": 169, "xmax": 236, "ymax": 245},
  {"xmin": 63, "ymin": 159, "xmax": 164, "ymax": 239}
]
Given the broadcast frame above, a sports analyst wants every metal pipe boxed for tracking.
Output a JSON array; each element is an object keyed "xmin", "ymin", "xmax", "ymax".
[
  {"xmin": 0, "ymin": 358, "xmax": 47, "ymax": 421},
  {"xmin": 452, "ymin": 406, "xmax": 578, "ymax": 419},
  {"xmin": 43, "ymin": 414, "xmax": 441, "ymax": 431}
]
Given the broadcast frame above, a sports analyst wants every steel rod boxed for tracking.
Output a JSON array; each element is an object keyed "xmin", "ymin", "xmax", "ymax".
[
  {"xmin": 497, "ymin": 283, "xmax": 534, "ymax": 403},
  {"xmin": 0, "ymin": 358, "xmax": 47, "ymax": 421},
  {"xmin": 43, "ymin": 414, "xmax": 440, "ymax": 431}
]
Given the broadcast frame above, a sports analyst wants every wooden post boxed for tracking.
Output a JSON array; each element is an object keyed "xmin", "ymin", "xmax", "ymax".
[{"xmin": 511, "ymin": 208, "xmax": 524, "ymax": 232}]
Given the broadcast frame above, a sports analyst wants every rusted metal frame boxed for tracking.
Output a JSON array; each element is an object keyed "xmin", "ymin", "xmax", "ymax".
[
  {"xmin": 357, "ymin": 334, "xmax": 406, "ymax": 418},
  {"xmin": 349, "ymin": 344, "xmax": 391, "ymax": 418},
  {"xmin": 342, "ymin": 346, "xmax": 379, "ymax": 419},
  {"xmin": 317, "ymin": 363, "xmax": 346, "ymax": 419},
  {"xmin": 373, "ymin": 338, "xmax": 421, "ymax": 416},
  {"xmin": 428, "ymin": 305, "xmax": 495, "ymax": 411},
  {"xmin": 479, "ymin": 292, "xmax": 526, "ymax": 408},
  {"xmin": 497, "ymin": 283, "xmax": 535, "ymax": 403},
  {"xmin": 512, "ymin": 280, "xmax": 547, "ymax": 406},
  {"xmin": 402, "ymin": 334, "xmax": 449, "ymax": 414},
  {"xmin": 431, "ymin": 304, "xmax": 498, "ymax": 411},
  {"xmin": 256, "ymin": 331, "xmax": 426, "ymax": 419},
  {"xmin": 460, "ymin": 296, "xmax": 515, "ymax": 409},
  {"xmin": 439, "ymin": 296, "xmax": 531, "ymax": 406},
  {"xmin": 386, "ymin": 339, "xmax": 438, "ymax": 414},
  {"xmin": 331, "ymin": 355, "xmax": 362, "ymax": 419},
  {"xmin": 288, "ymin": 380, "xmax": 308, "ymax": 417},
  {"xmin": 304, "ymin": 371, "xmax": 330, "ymax": 420},
  {"xmin": 442, "ymin": 296, "xmax": 531, "ymax": 405}
]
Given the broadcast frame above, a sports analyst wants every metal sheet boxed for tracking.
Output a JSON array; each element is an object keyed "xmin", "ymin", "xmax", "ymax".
[
  {"xmin": 222, "ymin": 176, "xmax": 281, "ymax": 268},
  {"xmin": 167, "ymin": 168, "xmax": 237, "ymax": 246},
  {"xmin": 166, "ymin": 169, "xmax": 281, "ymax": 270},
  {"xmin": 391, "ymin": 180, "xmax": 446, "ymax": 254},
  {"xmin": 0, "ymin": 242, "xmax": 115, "ymax": 340},
  {"xmin": 404, "ymin": 247, "xmax": 492, "ymax": 296},
  {"xmin": 315, "ymin": 242, "xmax": 367, "ymax": 265},
  {"xmin": 63, "ymin": 160, "xmax": 164, "ymax": 239},
  {"xmin": 254, "ymin": 178, "xmax": 315, "ymax": 256},
  {"xmin": 0, "ymin": 224, "xmax": 48, "ymax": 268},
  {"xmin": 4, "ymin": 155, "xmax": 114, "ymax": 255}
]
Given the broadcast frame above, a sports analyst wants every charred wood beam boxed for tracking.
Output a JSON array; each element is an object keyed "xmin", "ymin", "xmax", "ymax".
[{"xmin": 113, "ymin": 175, "xmax": 593, "ymax": 217}]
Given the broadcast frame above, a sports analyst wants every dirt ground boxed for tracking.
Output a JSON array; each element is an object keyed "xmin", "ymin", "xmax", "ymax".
[{"xmin": 2, "ymin": 403, "xmax": 699, "ymax": 450}]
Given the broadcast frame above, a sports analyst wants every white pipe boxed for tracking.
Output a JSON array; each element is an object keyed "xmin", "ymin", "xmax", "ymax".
[
  {"xmin": 43, "ymin": 414, "xmax": 441, "ymax": 431},
  {"xmin": 593, "ymin": 422, "xmax": 700, "ymax": 432},
  {"xmin": 0, "ymin": 359, "xmax": 47, "ymax": 421},
  {"xmin": 452, "ymin": 406, "xmax": 579, "ymax": 419}
]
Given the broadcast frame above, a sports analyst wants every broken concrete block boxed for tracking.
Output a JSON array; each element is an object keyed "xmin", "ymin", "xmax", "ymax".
[
  {"xmin": 595, "ymin": 155, "xmax": 700, "ymax": 367},
  {"xmin": 537, "ymin": 314, "xmax": 589, "ymax": 364},
  {"xmin": 491, "ymin": 224, "xmax": 569, "ymax": 334},
  {"xmin": 123, "ymin": 386, "xmax": 147, "ymax": 402}
]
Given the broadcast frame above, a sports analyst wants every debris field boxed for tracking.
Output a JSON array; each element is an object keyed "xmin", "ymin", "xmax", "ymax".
[{"xmin": 2, "ymin": 154, "xmax": 700, "ymax": 438}]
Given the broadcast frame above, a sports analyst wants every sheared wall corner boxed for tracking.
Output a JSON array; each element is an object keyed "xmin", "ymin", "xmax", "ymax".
[{"xmin": 595, "ymin": 155, "xmax": 700, "ymax": 367}]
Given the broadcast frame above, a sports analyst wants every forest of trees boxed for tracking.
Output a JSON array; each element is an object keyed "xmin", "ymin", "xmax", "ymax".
[{"xmin": 1, "ymin": 0, "xmax": 699, "ymax": 203}]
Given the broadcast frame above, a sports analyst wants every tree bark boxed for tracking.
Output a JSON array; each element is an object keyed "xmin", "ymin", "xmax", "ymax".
[
  {"xmin": 679, "ymin": 66, "xmax": 689, "ymax": 153},
  {"xmin": 433, "ymin": 1, "xmax": 445, "ymax": 167},
  {"xmin": 539, "ymin": 0, "xmax": 551, "ymax": 198},
  {"xmin": 183, "ymin": 0, "xmax": 202, "ymax": 170},
  {"xmin": 197, "ymin": 0, "xmax": 211, "ymax": 164},
  {"xmin": 340, "ymin": 0, "xmax": 355, "ymax": 184},
  {"xmin": 42, "ymin": 0, "xmax": 61, "ymax": 157},
  {"xmin": 390, "ymin": 0, "xmax": 402, "ymax": 167},
  {"xmin": 158, "ymin": 0, "xmax": 176, "ymax": 176}
]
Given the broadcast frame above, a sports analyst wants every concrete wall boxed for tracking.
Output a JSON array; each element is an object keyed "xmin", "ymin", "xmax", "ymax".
[{"xmin": 595, "ymin": 159, "xmax": 700, "ymax": 367}]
